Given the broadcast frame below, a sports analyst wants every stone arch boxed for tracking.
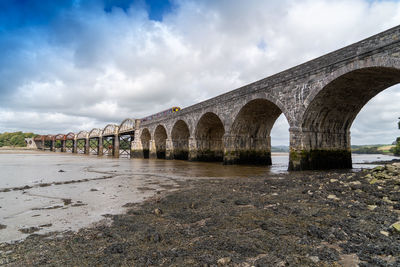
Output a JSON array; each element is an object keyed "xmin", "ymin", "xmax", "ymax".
[
  {"xmin": 140, "ymin": 128, "xmax": 151, "ymax": 158},
  {"xmin": 195, "ymin": 112, "xmax": 225, "ymax": 162},
  {"xmin": 225, "ymin": 98, "xmax": 284, "ymax": 165},
  {"xmin": 154, "ymin": 125, "xmax": 168, "ymax": 159},
  {"xmin": 293, "ymin": 66, "xmax": 400, "ymax": 170},
  {"xmin": 171, "ymin": 120, "xmax": 190, "ymax": 160}
]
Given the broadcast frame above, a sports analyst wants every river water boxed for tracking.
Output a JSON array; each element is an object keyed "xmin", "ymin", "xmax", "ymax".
[{"xmin": 0, "ymin": 150, "xmax": 398, "ymax": 243}]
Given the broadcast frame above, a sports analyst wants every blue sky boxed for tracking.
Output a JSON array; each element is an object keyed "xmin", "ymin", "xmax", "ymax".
[
  {"xmin": 0, "ymin": 0, "xmax": 172, "ymax": 29},
  {"xmin": 0, "ymin": 0, "xmax": 399, "ymax": 145}
]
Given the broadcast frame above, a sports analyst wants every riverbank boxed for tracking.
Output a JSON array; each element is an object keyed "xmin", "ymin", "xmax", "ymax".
[
  {"xmin": 1, "ymin": 162, "xmax": 400, "ymax": 266},
  {"xmin": 0, "ymin": 146, "xmax": 36, "ymax": 150}
]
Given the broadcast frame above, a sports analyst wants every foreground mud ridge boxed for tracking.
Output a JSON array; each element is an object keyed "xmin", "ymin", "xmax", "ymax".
[{"xmin": 1, "ymin": 163, "xmax": 400, "ymax": 266}]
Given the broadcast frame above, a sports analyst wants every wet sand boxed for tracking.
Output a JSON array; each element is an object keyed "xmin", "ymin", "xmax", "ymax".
[{"xmin": 0, "ymin": 151, "xmax": 281, "ymax": 243}]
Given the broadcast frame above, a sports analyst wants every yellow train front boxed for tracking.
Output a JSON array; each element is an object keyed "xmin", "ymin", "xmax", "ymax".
[{"xmin": 141, "ymin": 107, "xmax": 181, "ymax": 122}]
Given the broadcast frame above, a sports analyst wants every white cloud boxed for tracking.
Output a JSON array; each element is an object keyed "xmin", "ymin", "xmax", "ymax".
[{"xmin": 0, "ymin": 0, "xmax": 399, "ymax": 145}]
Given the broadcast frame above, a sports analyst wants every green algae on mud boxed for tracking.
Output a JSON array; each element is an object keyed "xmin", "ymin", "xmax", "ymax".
[
  {"xmin": 223, "ymin": 150, "xmax": 272, "ymax": 165},
  {"xmin": 2, "ymin": 165, "xmax": 400, "ymax": 266},
  {"xmin": 289, "ymin": 149, "xmax": 352, "ymax": 171}
]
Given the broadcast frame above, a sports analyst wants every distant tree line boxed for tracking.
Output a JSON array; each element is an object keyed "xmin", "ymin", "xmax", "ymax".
[
  {"xmin": 391, "ymin": 118, "xmax": 400, "ymax": 156},
  {"xmin": 351, "ymin": 145, "xmax": 380, "ymax": 154},
  {"xmin": 0, "ymin": 132, "xmax": 36, "ymax": 147}
]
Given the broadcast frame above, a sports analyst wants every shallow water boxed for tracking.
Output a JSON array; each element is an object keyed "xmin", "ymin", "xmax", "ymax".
[{"xmin": 0, "ymin": 150, "xmax": 398, "ymax": 243}]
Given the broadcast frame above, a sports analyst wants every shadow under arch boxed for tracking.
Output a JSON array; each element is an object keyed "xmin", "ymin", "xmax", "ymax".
[
  {"xmin": 171, "ymin": 120, "xmax": 190, "ymax": 160},
  {"xmin": 225, "ymin": 98, "xmax": 285, "ymax": 165},
  {"xmin": 140, "ymin": 128, "xmax": 151, "ymax": 158},
  {"xmin": 154, "ymin": 125, "xmax": 168, "ymax": 159},
  {"xmin": 195, "ymin": 112, "xmax": 225, "ymax": 162},
  {"xmin": 296, "ymin": 66, "xmax": 400, "ymax": 170}
]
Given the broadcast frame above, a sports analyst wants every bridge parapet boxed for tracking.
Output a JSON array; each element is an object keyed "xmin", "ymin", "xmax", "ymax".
[
  {"xmin": 119, "ymin": 118, "xmax": 137, "ymax": 134},
  {"xmin": 89, "ymin": 128, "xmax": 102, "ymax": 138},
  {"xmin": 76, "ymin": 131, "xmax": 88, "ymax": 140},
  {"xmin": 102, "ymin": 124, "xmax": 118, "ymax": 137}
]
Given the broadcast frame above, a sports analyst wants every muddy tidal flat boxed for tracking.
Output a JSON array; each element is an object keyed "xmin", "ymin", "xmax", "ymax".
[{"xmin": 1, "ymin": 151, "xmax": 400, "ymax": 266}]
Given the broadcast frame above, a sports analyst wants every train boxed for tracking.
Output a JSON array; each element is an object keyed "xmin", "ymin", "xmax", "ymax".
[{"xmin": 141, "ymin": 107, "xmax": 181, "ymax": 122}]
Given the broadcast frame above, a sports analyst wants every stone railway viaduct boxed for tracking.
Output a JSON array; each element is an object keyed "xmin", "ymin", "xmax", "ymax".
[{"xmin": 34, "ymin": 25, "xmax": 400, "ymax": 170}]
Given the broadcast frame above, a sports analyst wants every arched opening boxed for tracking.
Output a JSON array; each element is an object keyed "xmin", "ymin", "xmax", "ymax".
[
  {"xmin": 171, "ymin": 120, "xmax": 190, "ymax": 160},
  {"xmin": 154, "ymin": 125, "xmax": 167, "ymax": 159},
  {"xmin": 140, "ymin": 128, "xmax": 151, "ymax": 158},
  {"xmin": 195, "ymin": 112, "xmax": 225, "ymax": 162},
  {"xmin": 226, "ymin": 99, "xmax": 283, "ymax": 165},
  {"xmin": 296, "ymin": 67, "xmax": 400, "ymax": 170}
]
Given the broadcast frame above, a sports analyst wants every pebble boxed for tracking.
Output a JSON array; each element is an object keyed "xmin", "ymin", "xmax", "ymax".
[
  {"xmin": 309, "ymin": 256, "xmax": 319, "ymax": 263},
  {"xmin": 217, "ymin": 257, "xmax": 231, "ymax": 265},
  {"xmin": 154, "ymin": 208, "xmax": 163, "ymax": 215},
  {"xmin": 327, "ymin": 194, "xmax": 340, "ymax": 201},
  {"xmin": 380, "ymin": 230, "xmax": 389, "ymax": 237},
  {"xmin": 391, "ymin": 222, "xmax": 400, "ymax": 233}
]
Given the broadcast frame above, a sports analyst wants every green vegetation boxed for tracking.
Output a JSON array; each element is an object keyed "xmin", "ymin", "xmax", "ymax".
[
  {"xmin": 352, "ymin": 144, "xmax": 395, "ymax": 154},
  {"xmin": 392, "ymin": 139, "xmax": 400, "ymax": 156},
  {"xmin": 271, "ymin": 146, "xmax": 289, "ymax": 152},
  {"xmin": 351, "ymin": 145, "xmax": 380, "ymax": 154},
  {"xmin": 389, "ymin": 118, "xmax": 400, "ymax": 156},
  {"xmin": 0, "ymin": 132, "xmax": 36, "ymax": 147}
]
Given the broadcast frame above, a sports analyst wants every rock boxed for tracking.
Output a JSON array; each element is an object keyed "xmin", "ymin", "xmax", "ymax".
[
  {"xmin": 369, "ymin": 178, "xmax": 379, "ymax": 185},
  {"xmin": 217, "ymin": 257, "xmax": 231, "ymax": 265},
  {"xmin": 309, "ymin": 256, "xmax": 319, "ymax": 263},
  {"xmin": 58, "ymin": 169, "xmax": 65, "ymax": 172},
  {"xmin": 380, "ymin": 230, "xmax": 389, "ymax": 237},
  {"xmin": 327, "ymin": 194, "xmax": 340, "ymax": 201},
  {"xmin": 385, "ymin": 164, "xmax": 397, "ymax": 173},
  {"xmin": 349, "ymin": 181, "xmax": 361, "ymax": 185},
  {"xmin": 364, "ymin": 174, "xmax": 372, "ymax": 179},
  {"xmin": 104, "ymin": 243, "xmax": 126, "ymax": 254},
  {"xmin": 18, "ymin": 226, "xmax": 40, "ymax": 234},
  {"xmin": 154, "ymin": 208, "xmax": 163, "ymax": 215},
  {"xmin": 372, "ymin": 166, "xmax": 385, "ymax": 172},
  {"xmin": 62, "ymin": 198, "xmax": 72, "ymax": 205},
  {"xmin": 338, "ymin": 254, "xmax": 359, "ymax": 267},
  {"xmin": 234, "ymin": 199, "xmax": 249, "ymax": 205},
  {"xmin": 391, "ymin": 222, "xmax": 400, "ymax": 233},
  {"xmin": 39, "ymin": 223, "xmax": 52, "ymax": 228},
  {"xmin": 367, "ymin": 205, "xmax": 377, "ymax": 211},
  {"xmin": 330, "ymin": 179, "xmax": 338, "ymax": 183},
  {"xmin": 382, "ymin": 196, "xmax": 394, "ymax": 204},
  {"xmin": 90, "ymin": 188, "xmax": 98, "ymax": 192}
]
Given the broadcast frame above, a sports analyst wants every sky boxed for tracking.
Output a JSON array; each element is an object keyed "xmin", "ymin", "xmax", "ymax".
[{"xmin": 0, "ymin": 0, "xmax": 399, "ymax": 145}]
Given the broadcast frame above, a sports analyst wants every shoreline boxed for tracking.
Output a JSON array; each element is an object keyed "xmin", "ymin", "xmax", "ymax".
[
  {"xmin": 1, "ymin": 163, "xmax": 400, "ymax": 266},
  {"xmin": 0, "ymin": 147, "xmax": 37, "ymax": 151}
]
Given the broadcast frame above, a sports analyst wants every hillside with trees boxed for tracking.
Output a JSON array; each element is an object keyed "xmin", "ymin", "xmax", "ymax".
[
  {"xmin": 0, "ymin": 132, "xmax": 36, "ymax": 147},
  {"xmin": 390, "ymin": 118, "xmax": 400, "ymax": 156}
]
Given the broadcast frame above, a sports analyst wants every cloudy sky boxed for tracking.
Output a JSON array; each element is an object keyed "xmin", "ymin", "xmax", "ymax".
[{"xmin": 0, "ymin": 0, "xmax": 399, "ymax": 145}]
